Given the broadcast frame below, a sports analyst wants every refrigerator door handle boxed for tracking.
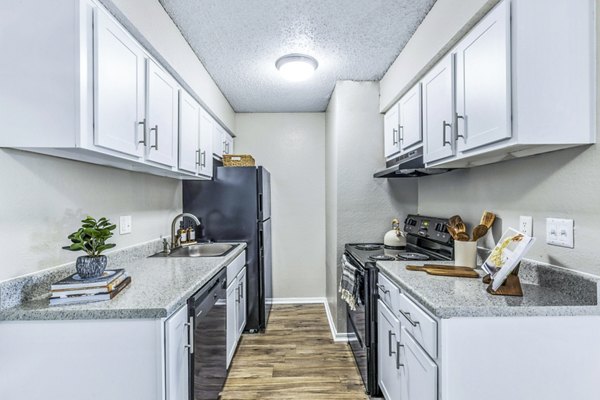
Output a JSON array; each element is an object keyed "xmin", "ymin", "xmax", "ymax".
[{"xmin": 258, "ymin": 193, "xmax": 263, "ymax": 217}]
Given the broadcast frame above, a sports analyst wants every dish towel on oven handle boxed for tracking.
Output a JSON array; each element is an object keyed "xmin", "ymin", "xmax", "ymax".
[{"xmin": 339, "ymin": 254, "xmax": 358, "ymax": 311}]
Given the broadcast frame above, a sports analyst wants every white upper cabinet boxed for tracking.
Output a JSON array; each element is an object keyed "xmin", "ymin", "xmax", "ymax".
[
  {"xmin": 384, "ymin": 104, "xmax": 400, "ymax": 158},
  {"xmin": 455, "ymin": 0, "xmax": 511, "ymax": 153},
  {"xmin": 423, "ymin": 54, "xmax": 455, "ymax": 164},
  {"xmin": 94, "ymin": 7, "xmax": 145, "ymax": 158},
  {"xmin": 213, "ymin": 123, "xmax": 235, "ymax": 158},
  {"xmin": 0, "ymin": 0, "xmax": 233, "ymax": 180},
  {"xmin": 145, "ymin": 59, "xmax": 179, "ymax": 167},
  {"xmin": 399, "ymin": 83, "xmax": 423, "ymax": 151},
  {"xmin": 178, "ymin": 90, "xmax": 201, "ymax": 174},
  {"xmin": 198, "ymin": 109, "xmax": 214, "ymax": 177}
]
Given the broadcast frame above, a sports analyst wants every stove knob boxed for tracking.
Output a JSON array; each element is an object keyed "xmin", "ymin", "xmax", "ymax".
[{"xmin": 418, "ymin": 229, "xmax": 427, "ymax": 236}]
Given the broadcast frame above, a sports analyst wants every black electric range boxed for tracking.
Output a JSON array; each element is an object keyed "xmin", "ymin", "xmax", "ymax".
[{"xmin": 343, "ymin": 214, "xmax": 453, "ymax": 396}]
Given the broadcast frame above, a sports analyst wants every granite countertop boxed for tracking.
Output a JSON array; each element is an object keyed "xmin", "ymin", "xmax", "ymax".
[
  {"xmin": 0, "ymin": 242, "xmax": 246, "ymax": 321},
  {"xmin": 377, "ymin": 259, "xmax": 600, "ymax": 319}
]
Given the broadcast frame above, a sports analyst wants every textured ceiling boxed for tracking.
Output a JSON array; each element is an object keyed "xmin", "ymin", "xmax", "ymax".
[{"xmin": 159, "ymin": 0, "xmax": 437, "ymax": 112}]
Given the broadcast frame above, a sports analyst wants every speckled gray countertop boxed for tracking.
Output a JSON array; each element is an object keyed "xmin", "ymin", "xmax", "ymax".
[
  {"xmin": 377, "ymin": 259, "xmax": 600, "ymax": 319},
  {"xmin": 0, "ymin": 242, "xmax": 246, "ymax": 321}
]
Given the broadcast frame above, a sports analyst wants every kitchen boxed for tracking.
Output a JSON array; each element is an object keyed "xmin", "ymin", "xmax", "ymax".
[{"xmin": 0, "ymin": 0, "xmax": 599, "ymax": 399}]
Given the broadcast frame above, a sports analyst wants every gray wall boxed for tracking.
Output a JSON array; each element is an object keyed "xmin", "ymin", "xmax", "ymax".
[
  {"xmin": 326, "ymin": 81, "xmax": 419, "ymax": 332},
  {"xmin": 0, "ymin": 149, "xmax": 181, "ymax": 282},
  {"xmin": 235, "ymin": 113, "xmax": 326, "ymax": 299},
  {"xmin": 418, "ymin": 145, "xmax": 600, "ymax": 276}
]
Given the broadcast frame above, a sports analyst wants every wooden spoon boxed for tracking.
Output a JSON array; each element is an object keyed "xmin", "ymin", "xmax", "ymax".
[
  {"xmin": 472, "ymin": 224, "xmax": 489, "ymax": 241},
  {"xmin": 456, "ymin": 232, "xmax": 470, "ymax": 241},
  {"xmin": 448, "ymin": 215, "xmax": 464, "ymax": 229},
  {"xmin": 446, "ymin": 225, "xmax": 459, "ymax": 240},
  {"xmin": 455, "ymin": 221, "xmax": 468, "ymax": 235},
  {"xmin": 480, "ymin": 211, "xmax": 496, "ymax": 229}
]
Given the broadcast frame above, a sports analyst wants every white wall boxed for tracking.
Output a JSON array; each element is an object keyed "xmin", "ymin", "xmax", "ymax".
[
  {"xmin": 0, "ymin": 149, "xmax": 181, "ymax": 282},
  {"xmin": 234, "ymin": 113, "xmax": 326, "ymax": 299},
  {"xmin": 326, "ymin": 81, "xmax": 419, "ymax": 331},
  {"xmin": 379, "ymin": 0, "xmax": 499, "ymax": 111},
  {"xmin": 99, "ymin": 0, "xmax": 236, "ymax": 131}
]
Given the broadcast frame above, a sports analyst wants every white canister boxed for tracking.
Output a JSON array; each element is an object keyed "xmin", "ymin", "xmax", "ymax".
[{"xmin": 454, "ymin": 241, "xmax": 478, "ymax": 269}]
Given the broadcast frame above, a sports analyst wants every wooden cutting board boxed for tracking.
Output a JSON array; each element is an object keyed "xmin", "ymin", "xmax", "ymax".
[{"xmin": 406, "ymin": 264, "xmax": 480, "ymax": 278}]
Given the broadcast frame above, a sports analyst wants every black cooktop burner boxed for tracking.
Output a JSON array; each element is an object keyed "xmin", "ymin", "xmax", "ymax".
[
  {"xmin": 397, "ymin": 252, "xmax": 430, "ymax": 261},
  {"xmin": 369, "ymin": 254, "xmax": 395, "ymax": 261},
  {"xmin": 355, "ymin": 244, "xmax": 383, "ymax": 251}
]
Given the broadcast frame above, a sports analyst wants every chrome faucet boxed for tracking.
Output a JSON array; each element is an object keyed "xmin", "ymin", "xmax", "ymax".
[{"xmin": 170, "ymin": 213, "xmax": 201, "ymax": 250}]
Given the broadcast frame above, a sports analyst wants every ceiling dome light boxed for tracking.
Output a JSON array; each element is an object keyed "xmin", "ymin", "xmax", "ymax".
[{"xmin": 275, "ymin": 54, "xmax": 318, "ymax": 82}]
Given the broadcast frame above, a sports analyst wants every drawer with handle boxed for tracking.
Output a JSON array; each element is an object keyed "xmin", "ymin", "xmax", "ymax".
[
  {"xmin": 398, "ymin": 292, "xmax": 438, "ymax": 358},
  {"xmin": 377, "ymin": 272, "xmax": 400, "ymax": 315}
]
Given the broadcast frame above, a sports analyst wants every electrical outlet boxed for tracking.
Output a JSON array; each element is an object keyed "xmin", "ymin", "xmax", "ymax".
[
  {"xmin": 519, "ymin": 216, "xmax": 533, "ymax": 236},
  {"xmin": 546, "ymin": 218, "xmax": 573, "ymax": 248},
  {"xmin": 119, "ymin": 216, "xmax": 132, "ymax": 235}
]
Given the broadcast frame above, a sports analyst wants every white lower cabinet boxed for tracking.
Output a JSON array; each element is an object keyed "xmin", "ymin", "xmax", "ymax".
[
  {"xmin": 226, "ymin": 252, "xmax": 247, "ymax": 368},
  {"xmin": 165, "ymin": 304, "xmax": 191, "ymax": 400},
  {"xmin": 377, "ymin": 299, "xmax": 401, "ymax": 399},
  {"xmin": 400, "ymin": 326, "xmax": 437, "ymax": 400}
]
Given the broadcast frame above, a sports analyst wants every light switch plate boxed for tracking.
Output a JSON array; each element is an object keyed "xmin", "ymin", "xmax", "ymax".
[
  {"xmin": 519, "ymin": 216, "xmax": 533, "ymax": 236},
  {"xmin": 119, "ymin": 216, "xmax": 132, "ymax": 235},
  {"xmin": 546, "ymin": 218, "xmax": 573, "ymax": 248}
]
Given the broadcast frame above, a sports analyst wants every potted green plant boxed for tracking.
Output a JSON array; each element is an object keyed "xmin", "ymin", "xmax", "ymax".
[{"xmin": 64, "ymin": 216, "xmax": 117, "ymax": 279}]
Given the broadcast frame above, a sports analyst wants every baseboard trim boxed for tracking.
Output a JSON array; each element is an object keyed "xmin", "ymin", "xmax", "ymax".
[
  {"xmin": 269, "ymin": 297, "xmax": 327, "ymax": 304},
  {"xmin": 324, "ymin": 300, "xmax": 350, "ymax": 343}
]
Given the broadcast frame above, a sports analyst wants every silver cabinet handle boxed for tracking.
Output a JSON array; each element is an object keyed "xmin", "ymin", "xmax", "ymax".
[
  {"xmin": 222, "ymin": 141, "xmax": 227, "ymax": 154},
  {"xmin": 201, "ymin": 151, "xmax": 206, "ymax": 167},
  {"xmin": 388, "ymin": 330, "xmax": 397, "ymax": 357},
  {"xmin": 138, "ymin": 119, "xmax": 147, "ymax": 145},
  {"xmin": 455, "ymin": 113, "xmax": 466, "ymax": 140},
  {"xmin": 184, "ymin": 315, "xmax": 194, "ymax": 354},
  {"xmin": 442, "ymin": 120, "xmax": 452, "ymax": 147},
  {"xmin": 399, "ymin": 125, "xmax": 404, "ymax": 143},
  {"xmin": 239, "ymin": 282, "xmax": 244, "ymax": 299},
  {"xmin": 195, "ymin": 149, "xmax": 201, "ymax": 166},
  {"xmin": 235, "ymin": 287, "xmax": 240, "ymax": 303},
  {"xmin": 150, "ymin": 125, "xmax": 159, "ymax": 150},
  {"xmin": 376, "ymin": 283, "xmax": 389, "ymax": 294},
  {"xmin": 396, "ymin": 342, "xmax": 404, "ymax": 369},
  {"xmin": 392, "ymin": 128, "xmax": 398, "ymax": 145},
  {"xmin": 399, "ymin": 309, "xmax": 420, "ymax": 327}
]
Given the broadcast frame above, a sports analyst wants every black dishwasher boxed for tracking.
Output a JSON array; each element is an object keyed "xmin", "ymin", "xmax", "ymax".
[{"xmin": 188, "ymin": 268, "xmax": 227, "ymax": 399}]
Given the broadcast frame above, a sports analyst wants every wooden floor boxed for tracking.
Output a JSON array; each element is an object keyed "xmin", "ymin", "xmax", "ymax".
[{"xmin": 220, "ymin": 304, "xmax": 369, "ymax": 399}]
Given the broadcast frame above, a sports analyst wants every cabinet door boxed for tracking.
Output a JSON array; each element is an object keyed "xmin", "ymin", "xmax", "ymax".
[
  {"xmin": 237, "ymin": 267, "xmax": 247, "ymax": 337},
  {"xmin": 455, "ymin": 0, "xmax": 511, "ymax": 152},
  {"xmin": 94, "ymin": 9, "xmax": 145, "ymax": 157},
  {"xmin": 401, "ymin": 327, "xmax": 437, "ymax": 400},
  {"xmin": 423, "ymin": 54, "xmax": 455, "ymax": 164},
  {"xmin": 384, "ymin": 104, "xmax": 400, "ymax": 158},
  {"xmin": 212, "ymin": 124, "xmax": 224, "ymax": 157},
  {"xmin": 399, "ymin": 83, "xmax": 423, "ymax": 150},
  {"xmin": 224, "ymin": 133, "xmax": 234, "ymax": 155},
  {"xmin": 198, "ymin": 109, "xmax": 214, "ymax": 178},
  {"xmin": 165, "ymin": 305, "xmax": 190, "ymax": 400},
  {"xmin": 226, "ymin": 280, "xmax": 237, "ymax": 368},
  {"xmin": 146, "ymin": 59, "xmax": 179, "ymax": 167},
  {"xmin": 178, "ymin": 90, "xmax": 200, "ymax": 174},
  {"xmin": 377, "ymin": 300, "xmax": 401, "ymax": 400}
]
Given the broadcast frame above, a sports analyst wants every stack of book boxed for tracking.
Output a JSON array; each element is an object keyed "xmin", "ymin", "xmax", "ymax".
[{"xmin": 49, "ymin": 269, "xmax": 131, "ymax": 306}]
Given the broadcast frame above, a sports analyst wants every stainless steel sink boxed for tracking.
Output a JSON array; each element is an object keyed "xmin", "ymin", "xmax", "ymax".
[{"xmin": 151, "ymin": 243, "xmax": 237, "ymax": 258}]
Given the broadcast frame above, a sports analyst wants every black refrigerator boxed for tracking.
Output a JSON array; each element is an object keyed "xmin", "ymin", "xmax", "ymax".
[{"xmin": 182, "ymin": 166, "xmax": 272, "ymax": 333}]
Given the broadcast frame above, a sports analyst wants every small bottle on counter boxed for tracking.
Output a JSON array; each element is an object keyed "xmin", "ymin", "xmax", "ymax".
[
  {"xmin": 188, "ymin": 226, "xmax": 196, "ymax": 242},
  {"xmin": 179, "ymin": 222, "xmax": 187, "ymax": 243}
]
